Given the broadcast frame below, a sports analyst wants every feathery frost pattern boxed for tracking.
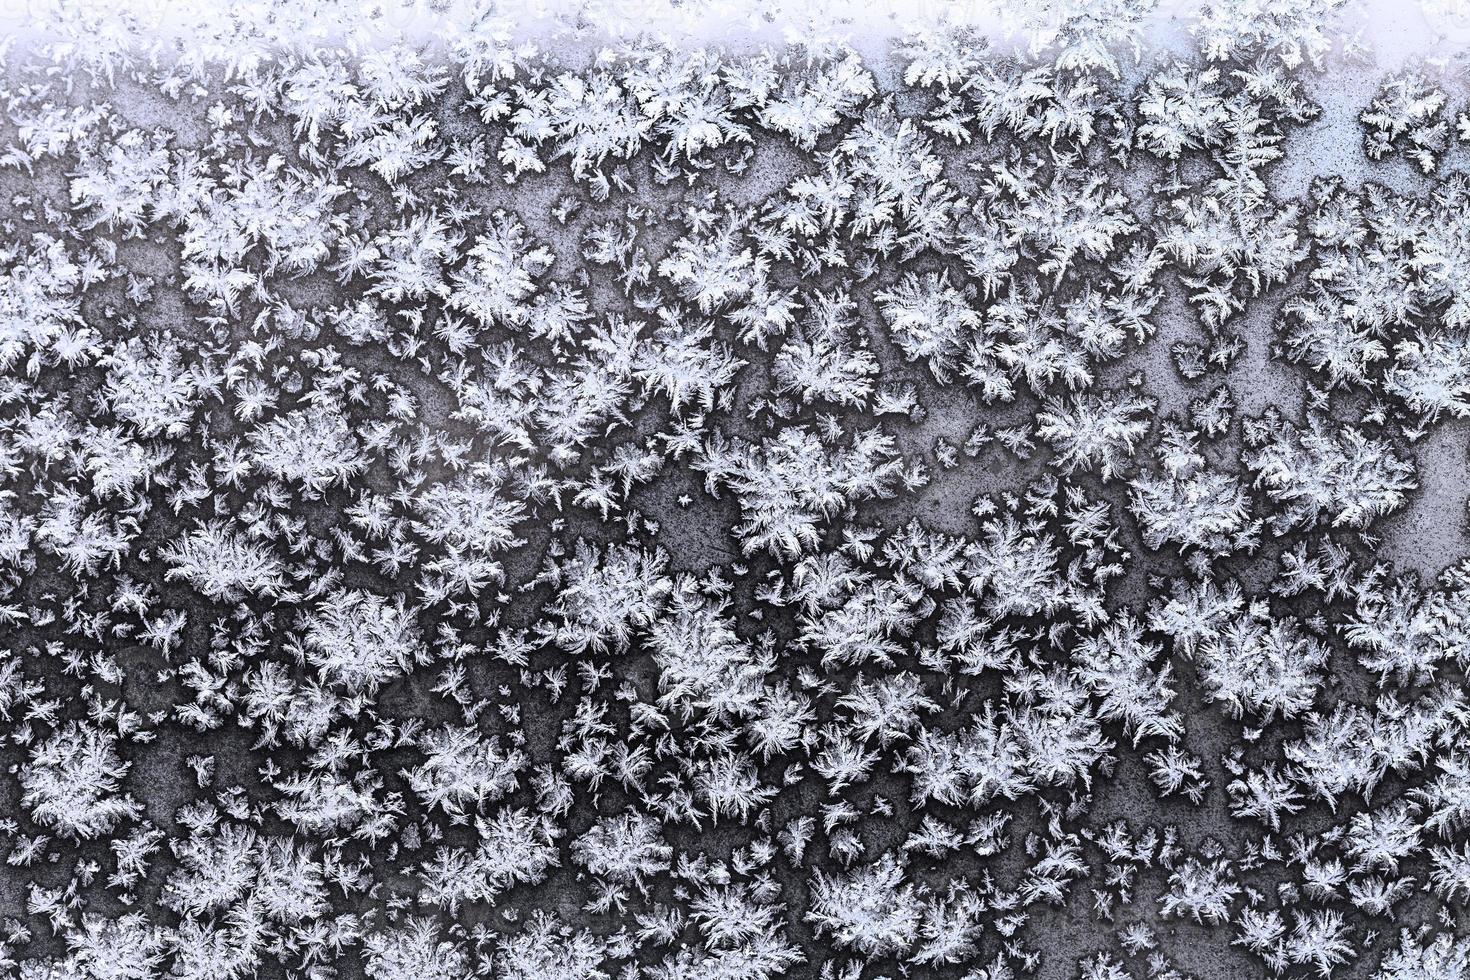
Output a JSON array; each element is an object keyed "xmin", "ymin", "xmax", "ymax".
[{"xmin": 2, "ymin": 0, "xmax": 1470, "ymax": 978}]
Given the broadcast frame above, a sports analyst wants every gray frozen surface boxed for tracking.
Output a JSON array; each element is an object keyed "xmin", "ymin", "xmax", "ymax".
[{"xmin": 1, "ymin": 2, "xmax": 1470, "ymax": 979}]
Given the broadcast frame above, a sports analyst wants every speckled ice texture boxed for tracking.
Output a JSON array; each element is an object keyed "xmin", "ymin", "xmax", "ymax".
[{"xmin": 3, "ymin": 0, "xmax": 1470, "ymax": 977}]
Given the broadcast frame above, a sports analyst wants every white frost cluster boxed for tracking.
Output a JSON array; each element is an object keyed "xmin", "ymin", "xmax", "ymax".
[{"xmin": 0, "ymin": 1, "xmax": 1469, "ymax": 979}]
